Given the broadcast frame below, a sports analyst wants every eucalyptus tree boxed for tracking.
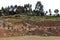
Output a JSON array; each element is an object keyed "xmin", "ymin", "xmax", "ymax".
[
  {"xmin": 54, "ymin": 9, "xmax": 59, "ymax": 16},
  {"xmin": 24, "ymin": 4, "xmax": 32, "ymax": 15},
  {"xmin": 35, "ymin": 1, "xmax": 44, "ymax": 16},
  {"xmin": 1, "ymin": 7, "xmax": 5, "ymax": 16},
  {"xmin": 49, "ymin": 9, "xmax": 52, "ymax": 16}
]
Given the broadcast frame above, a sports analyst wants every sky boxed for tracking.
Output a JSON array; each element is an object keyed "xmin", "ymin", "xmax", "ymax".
[{"xmin": 0, "ymin": 0, "xmax": 60, "ymax": 14}]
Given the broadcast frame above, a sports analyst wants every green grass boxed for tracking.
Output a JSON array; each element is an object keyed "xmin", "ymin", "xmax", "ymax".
[
  {"xmin": 1, "ymin": 14, "xmax": 60, "ymax": 22},
  {"xmin": 0, "ymin": 36, "xmax": 60, "ymax": 40}
]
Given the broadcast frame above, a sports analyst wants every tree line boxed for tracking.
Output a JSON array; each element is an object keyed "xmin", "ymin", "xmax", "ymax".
[{"xmin": 0, "ymin": 1, "xmax": 59, "ymax": 16}]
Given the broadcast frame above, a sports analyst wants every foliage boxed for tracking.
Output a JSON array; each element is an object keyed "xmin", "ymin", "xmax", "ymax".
[
  {"xmin": 24, "ymin": 4, "xmax": 32, "ymax": 15},
  {"xmin": 0, "ymin": 1, "xmax": 60, "ymax": 17},
  {"xmin": 54, "ymin": 9, "xmax": 59, "ymax": 16},
  {"xmin": 49, "ymin": 9, "xmax": 52, "ymax": 16},
  {"xmin": 34, "ymin": 1, "xmax": 44, "ymax": 16},
  {"xmin": 54, "ymin": 9, "xmax": 59, "ymax": 13}
]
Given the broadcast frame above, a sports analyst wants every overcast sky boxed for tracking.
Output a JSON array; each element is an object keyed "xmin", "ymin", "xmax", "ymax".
[{"xmin": 0, "ymin": 0, "xmax": 60, "ymax": 14}]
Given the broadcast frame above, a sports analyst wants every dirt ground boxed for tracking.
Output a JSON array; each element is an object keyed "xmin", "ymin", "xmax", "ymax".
[{"xmin": 0, "ymin": 19, "xmax": 60, "ymax": 37}]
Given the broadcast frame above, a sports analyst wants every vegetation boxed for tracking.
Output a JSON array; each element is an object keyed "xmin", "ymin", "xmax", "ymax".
[
  {"xmin": 1, "ymin": 14, "xmax": 60, "ymax": 21},
  {"xmin": 0, "ymin": 1, "xmax": 59, "ymax": 17},
  {"xmin": 34, "ymin": 1, "xmax": 44, "ymax": 16},
  {"xmin": 0, "ymin": 36, "xmax": 60, "ymax": 40},
  {"xmin": 49, "ymin": 9, "xmax": 52, "ymax": 16},
  {"xmin": 0, "ymin": 0, "xmax": 60, "ymax": 38}
]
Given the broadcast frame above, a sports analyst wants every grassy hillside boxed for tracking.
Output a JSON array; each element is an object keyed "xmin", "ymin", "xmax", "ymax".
[
  {"xmin": 1, "ymin": 14, "xmax": 60, "ymax": 21},
  {"xmin": 0, "ymin": 15, "xmax": 60, "ymax": 39}
]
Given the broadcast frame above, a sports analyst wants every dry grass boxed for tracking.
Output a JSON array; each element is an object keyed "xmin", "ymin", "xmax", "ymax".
[{"xmin": 0, "ymin": 36, "xmax": 60, "ymax": 40}]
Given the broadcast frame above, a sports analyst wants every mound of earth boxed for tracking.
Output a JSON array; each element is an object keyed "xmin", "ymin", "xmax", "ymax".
[{"xmin": 0, "ymin": 19, "xmax": 60, "ymax": 37}]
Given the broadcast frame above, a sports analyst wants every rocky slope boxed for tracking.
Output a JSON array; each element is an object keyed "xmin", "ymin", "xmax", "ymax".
[{"xmin": 0, "ymin": 19, "xmax": 60, "ymax": 36}]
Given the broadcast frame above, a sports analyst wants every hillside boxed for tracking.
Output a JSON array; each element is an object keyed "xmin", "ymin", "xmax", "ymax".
[{"xmin": 0, "ymin": 15, "xmax": 60, "ymax": 36}]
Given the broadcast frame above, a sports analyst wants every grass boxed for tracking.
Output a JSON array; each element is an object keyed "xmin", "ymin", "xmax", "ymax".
[
  {"xmin": 2, "ymin": 14, "xmax": 60, "ymax": 20},
  {"xmin": 0, "ymin": 36, "xmax": 60, "ymax": 40},
  {"xmin": 0, "ymin": 14, "xmax": 60, "ymax": 23}
]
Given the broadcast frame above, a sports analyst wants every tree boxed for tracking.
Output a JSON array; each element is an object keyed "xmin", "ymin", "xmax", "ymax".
[
  {"xmin": 0, "ymin": 10, "xmax": 2, "ymax": 16},
  {"xmin": 9, "ymin": 5, "xmax": 14, "ymax": 15},
  {"xmin": 1, "ymin": 7, "xmax": 4, "ymax": 10},
  {"xmin": 4, "ymin": 6, "xmax": 10, "ymax": 15},
  {"xmin": 14, "ymin": 5, "xmax": 17, "ymax": 8},
  {"xmin": 1, "ymin": 7, "xmax": 5, "ymax": 16},
  {"xmin": 35, "ymin": 1, "xmax": 44, "ymax": 16},
  {"xmin": 45, "ymin": 11, "xmax": 48, "ymax": 16},
  {"xmin": 54, "ymin": 9, "xmax": 59, "ymax": 16},
  {"xmin": 17, "ymin": 6, "xmax": 24, "ymax": 14},
  {"xmin": 49, "ymin": 9, "xmax": 52, "ymax": 16},
  {"xmin": 13, "ymin": 5, "xmax": 18, "ymax": 14},
  {"xmin": 24, "ymin": 4, "xmax": 32, "ymax": 15}
]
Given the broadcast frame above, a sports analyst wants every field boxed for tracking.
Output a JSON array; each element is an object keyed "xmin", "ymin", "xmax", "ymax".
[{"xmin": 0, "ymin": 36, "xmax": 60, "ymax": 40}]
